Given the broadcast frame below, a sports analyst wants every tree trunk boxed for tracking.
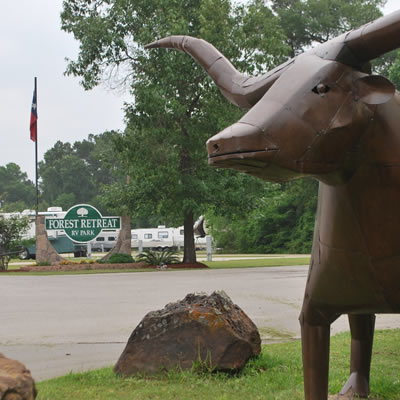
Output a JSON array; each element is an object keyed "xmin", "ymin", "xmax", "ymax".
[
  {"xmin": 183, "ymin": 210, "xmax": 196, "ymax": 263},
  {"xmin": 101, "ymin": 215, "xmax": 131, "ymax": 262}
]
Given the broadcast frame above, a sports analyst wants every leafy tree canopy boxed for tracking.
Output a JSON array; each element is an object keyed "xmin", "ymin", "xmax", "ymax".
[
  {"xmin": 0, "ymin": 163, "xmax": 36, "ymax": 212},
  {"xmin": 39, "ymin": 131, "xmax": 124, "ymax": 212}
]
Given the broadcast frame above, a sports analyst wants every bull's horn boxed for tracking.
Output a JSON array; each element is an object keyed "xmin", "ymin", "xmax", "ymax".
[
  {"xmin": 145, "ymin": 35, "xmax": 293, "ymax": 109},
  {"xmin": 316, "ymin": 10, "xmax": 400, "ymax": 67},
  {"xmin": 345, "ymin": 10, "xmax": 400, "ymax": 63}
]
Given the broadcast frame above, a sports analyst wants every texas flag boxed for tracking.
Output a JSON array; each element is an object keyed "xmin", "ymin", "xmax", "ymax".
[{"xmin": 30, "ymin": 81, "xmax": 38, "ymax": 142}]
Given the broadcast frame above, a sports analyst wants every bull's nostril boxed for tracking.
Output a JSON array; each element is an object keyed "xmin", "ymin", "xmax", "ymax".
[{"xmin": 213, "ymin": 143, "xmax": 219, "ymax": 153}]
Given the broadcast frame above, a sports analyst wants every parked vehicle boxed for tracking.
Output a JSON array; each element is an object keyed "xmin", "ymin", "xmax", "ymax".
[
  {"xmin": 89, "ymin": 232, "xmax": 118, "ymax": 252},
  {"xmin": 130, "ymin": 225, "xmax": 207, "ymax": 250},
  {"xmin": 19, "ymin": 234, "xmax": 87, "ymax": 259},
  {"xmin": 131, "ymin": 226, "xmax": 174, "ymax": 250}
]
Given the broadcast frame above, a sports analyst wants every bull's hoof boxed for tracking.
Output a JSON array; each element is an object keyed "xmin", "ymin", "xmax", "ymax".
[{"xmin": 338, "ymin": 372, "xmax": 370, "ymax": 398}]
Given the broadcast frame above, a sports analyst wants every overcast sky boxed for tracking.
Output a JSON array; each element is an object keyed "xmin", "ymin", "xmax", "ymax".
[{"xmin": 1, "ymin": 1, "xmax": 399, "ymax": 181}]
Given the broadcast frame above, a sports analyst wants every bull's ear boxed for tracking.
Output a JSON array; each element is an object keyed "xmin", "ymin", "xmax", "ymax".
[{"xmin": 354, "ymin": 75, "xmax": 395, "ymax": 105}]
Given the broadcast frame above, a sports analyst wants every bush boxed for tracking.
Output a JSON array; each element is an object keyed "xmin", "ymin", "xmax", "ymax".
[
  {"xmin": 136, "ymin": 248, "xmax": 180, "ymax": 266},
  {"xmin": 107, "ymin": 253, "xmax": 135, "ymax": 264},
  {"xmin": 0, "ymin": 215, "xmax": 30, "ymax": 270},
  {"xmin": 36, "ymin": 261, "xmax": 50, "ymax": 266},
  {"xmin": 208, "ymin": 179, "xmax": 318, "ymax": 254}
]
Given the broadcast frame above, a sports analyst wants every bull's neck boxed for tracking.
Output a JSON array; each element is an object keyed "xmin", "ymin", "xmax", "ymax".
[
  {"xmin": 315, "ymin": 93, "xmax": 400, "ymax": 186},
  {"xmin": 317, "ymin": 93, "xmax": 400, "ymax": 260}
]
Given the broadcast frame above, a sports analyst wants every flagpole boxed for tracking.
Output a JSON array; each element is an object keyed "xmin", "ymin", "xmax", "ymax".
[{"xmin": 34, "ymin": 77, "xmax": 39, "ymax": 217}]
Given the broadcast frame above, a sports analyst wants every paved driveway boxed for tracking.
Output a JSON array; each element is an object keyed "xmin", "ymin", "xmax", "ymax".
[{"xmin": 1, "ymin": 266, "xmax": 399, "ymax": 380}]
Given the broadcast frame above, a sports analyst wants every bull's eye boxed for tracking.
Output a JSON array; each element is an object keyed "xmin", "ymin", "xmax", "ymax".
[{"xmin": 312, "ymin": 83, "xmax": 330, "ymax": 95}]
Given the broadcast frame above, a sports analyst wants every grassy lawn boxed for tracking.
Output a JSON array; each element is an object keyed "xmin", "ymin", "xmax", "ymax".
[
  {"xmin": 205, "ymin": 257, "xmax": 310, "ymax": 269},
  {"xmin": 36, "ymin": 329, "xmax": 400, "ymax": 400}
]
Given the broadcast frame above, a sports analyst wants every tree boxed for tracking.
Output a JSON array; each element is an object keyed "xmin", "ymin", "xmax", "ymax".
[
  {"xmin": 39, "ymin": 147, "xmax": 95, "ymax": 207},
  {"xmin": 61, "ymin": 0, "xmax": 289, "ymax": 262},
  {"xmin": 39, "ymin": 132, "xmax": 123, "ymax": 212},
  {"xmin": 0, "ymin": 163, "xmax": 36, "ymax": 212},
  {"xmin": 0, "ymin": 215, "xmax": 30, "ymax": 270}
]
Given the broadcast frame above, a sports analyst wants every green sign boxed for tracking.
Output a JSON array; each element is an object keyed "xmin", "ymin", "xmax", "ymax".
[{"xmin": 45, "ymin": 204, "xmax": 121, "ymax": 243}]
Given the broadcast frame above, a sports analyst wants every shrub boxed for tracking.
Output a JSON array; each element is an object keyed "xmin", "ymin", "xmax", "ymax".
[
  {"xmin": 107, "ymin": 253, "xmax": 135, "ymax": 264},
  {"xmin": 0, "ymin": 215, "xmax": 30, "ymax": 270},
  {"xmin": 136, "ymin": 248, "xmax": 180, "ymax": 266},
  {"xmin": 36, "ymin": 261, "xmax": 50, "ymax": 266}
]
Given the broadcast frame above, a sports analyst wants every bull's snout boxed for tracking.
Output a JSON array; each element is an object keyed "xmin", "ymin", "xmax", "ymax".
[{"xmin": 206, "ymin": 122, "xmax": 279, "ymax": 169}]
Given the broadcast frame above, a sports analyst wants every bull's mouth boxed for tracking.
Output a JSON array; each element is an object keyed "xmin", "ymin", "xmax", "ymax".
[
  {"xmin": 208, "ymin": 149, "xmax": 279, "ymax": 167},
  {"xmin": 209, "ymin": 149, "xmax": 304, "ymax": 182}
]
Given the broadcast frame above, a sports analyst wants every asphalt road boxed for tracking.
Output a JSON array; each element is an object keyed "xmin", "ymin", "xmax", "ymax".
[{"xmin": 1, "ymin": 266, "xmax": 399, "ymax": 381}]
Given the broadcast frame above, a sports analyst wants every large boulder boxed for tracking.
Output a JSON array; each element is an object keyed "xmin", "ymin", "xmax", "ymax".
[
  {"xmin": 114, "ymin": 291, "xmax": 261, "ymax": 375},
  {"xmin": 0, "ymin": 354, "xmax": 37, "ymax": 400}
]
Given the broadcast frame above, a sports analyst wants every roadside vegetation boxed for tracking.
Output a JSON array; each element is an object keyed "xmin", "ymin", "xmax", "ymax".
[
  {"xmin": 3, "ymin": 254, "xmax": 310, "ymax": 275},
  {"xmin": 206, "ymin": 257, "xmax": 310, "ymax": 269},
  {"xmin": 36, "ymin": 329, "xmax": 400, "ymax": 400}
]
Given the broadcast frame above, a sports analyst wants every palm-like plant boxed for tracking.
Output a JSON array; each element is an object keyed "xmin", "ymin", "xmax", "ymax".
[{"xmin": 136, "ymin": 248, "xmax": 180, "ymax": 267}]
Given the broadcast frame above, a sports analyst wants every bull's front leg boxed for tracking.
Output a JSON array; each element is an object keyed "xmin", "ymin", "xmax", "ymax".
[
  {"xmin": 339, "ymin": 314, "xmax": 375, "ymax": 398},
  {"xmin": 300, "ymin": 313, "xmax": 331, "ymax": 399}
]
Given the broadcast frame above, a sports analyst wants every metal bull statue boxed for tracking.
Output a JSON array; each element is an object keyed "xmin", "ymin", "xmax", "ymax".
[{"xmin": 146, "ymin": 10, "xmax": 400, "ymax": 399}]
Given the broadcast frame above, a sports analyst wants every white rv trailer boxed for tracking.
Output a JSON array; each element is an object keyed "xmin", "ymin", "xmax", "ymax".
[
  {"xmin": 90, "ymin": 224, "xmax": 207, "ymax": 253},
  {"xmin": 130, "ymin": 226, "xmax": 177, "ymax": 250},
  {"xmin": 130, "ymin": 226, "xmax": 207, "ymax": 250},
  {"xmin": 89, "ymin": 231, "xmax": 118, "ymax": 252},
  {"xmin": 0, "ymin": 207, "xmax": 67, "ymax": 240}
]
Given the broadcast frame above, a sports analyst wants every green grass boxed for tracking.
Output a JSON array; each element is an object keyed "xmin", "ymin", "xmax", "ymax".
[
  {"xmin": 200, "ymin": 252, "xmax": 307, "ymax": 258},
  {"xmin": 204, "ymin": 257, "xmax": 310, "ymax": 269},
  {"xmin": 36, "ymin": 330, "xmax": 400, "ymax": 400}
]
